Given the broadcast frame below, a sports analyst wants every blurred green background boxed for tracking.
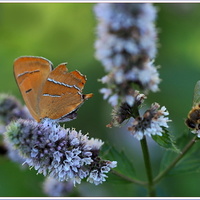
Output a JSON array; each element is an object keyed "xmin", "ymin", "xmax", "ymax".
[{"xmin": 0, "ymin": 3, "xmax": 200, "ymax": 197}]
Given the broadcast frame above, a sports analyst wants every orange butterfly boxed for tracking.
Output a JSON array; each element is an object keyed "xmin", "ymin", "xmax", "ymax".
[{"xmin": 14, "ymin": 56, "xmax": 93, "ymax": 122}]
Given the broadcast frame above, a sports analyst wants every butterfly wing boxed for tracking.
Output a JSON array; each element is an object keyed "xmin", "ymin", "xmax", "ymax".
[
  {"xmin": 39, "ymin": 63, "xmax": 93, "ymax": 121},
  {"xmin": 13, "ymin": 56, "xmax": 53, "ymax": 121}
]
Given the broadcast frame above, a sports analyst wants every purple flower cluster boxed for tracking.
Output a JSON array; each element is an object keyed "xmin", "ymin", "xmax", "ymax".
[
  {"xmin": 94, "ymin": 3, "xmax": 160, "ymax": 108},
  {"xmin": 5, "ymin": 118, "xmax": 117, "ymax": 185}
]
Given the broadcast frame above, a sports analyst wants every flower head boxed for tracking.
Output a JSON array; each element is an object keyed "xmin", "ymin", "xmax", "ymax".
[
  {"xmin": 0, "ymin": 94, "xmax": 32, "ymax": 164},
  {"xmin": 4, "ymin": 118, "xmax": 117, "ymax": 185},
  {"xmin": 128, "ymin": 103, "xmax": 171, "ymax": 140},
  {"xmin": 95, "ymin": 3, "xmax": 160, "ymax": 110}
]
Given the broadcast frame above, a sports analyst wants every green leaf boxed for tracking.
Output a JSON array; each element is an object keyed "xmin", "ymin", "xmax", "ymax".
[
  {"xmin": 152, "ymin": 130, "xmax": 180, "ymax": 153},
  {"xmin": 160, "ymin": 133, "xmax": 200, "ymax": 175},
  {"xmin": 105, "ymin": 171, "xmax": 133, "ymax": 184},
  {"xmin": 101, "ymin": 143, "xmax": 136, "ymax": 181}
]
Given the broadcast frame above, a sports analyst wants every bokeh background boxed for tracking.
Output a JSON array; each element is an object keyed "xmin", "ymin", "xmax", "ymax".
[{"xmin": 0, "ymin": 3, "xmax": 200, "ymax": 197}]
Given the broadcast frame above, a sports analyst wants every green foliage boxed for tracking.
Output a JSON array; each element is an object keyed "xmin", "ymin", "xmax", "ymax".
[
  {"xmin": 159, "ymin": 133, "xmax": 200, "ymax": 175},
  {"xmin": 101, "ymin": 143, "xmax": 136, "ymax": 183},
  {"xmin": 152, "ymin": 130, "xmax": 180, "ymax": 153}
]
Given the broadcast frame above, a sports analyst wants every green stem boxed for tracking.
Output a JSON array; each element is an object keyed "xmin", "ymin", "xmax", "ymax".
[
  {"xmin": 153, "ymin": 135, "xmax": 198, "ymax": 184},
  {"xmin": 112, "ymin": 170, "xmax": 147, "ymax": 186},
  {"xmin": 140, "ymin": 136, "xmax": 156, "ymax": 197}
]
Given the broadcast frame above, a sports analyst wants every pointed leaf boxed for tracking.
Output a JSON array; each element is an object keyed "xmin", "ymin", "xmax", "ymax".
[
  {"xmin": 101, "ymin": 143, "xmax": 136, "ymax": 180},
  {"xmin": 152, "ymin": 130, "xmax": 180, "ymax": 153}
]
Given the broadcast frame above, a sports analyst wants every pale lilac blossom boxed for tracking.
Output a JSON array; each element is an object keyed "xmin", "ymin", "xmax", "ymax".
[
  {"xmin": 94, "ymin": 3, "xmax": 160, "ymax": 109},
  {"xmin": 5, "ymin": 118, "xmax": 117, "ymax": 185}
]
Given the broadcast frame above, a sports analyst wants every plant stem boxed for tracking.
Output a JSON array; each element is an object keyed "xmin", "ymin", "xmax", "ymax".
[
  {"xmin": 153, "ymin": 135, "xmax": 198, "ymax": 184},
  {"xmin": 140, "ymin": 136, "xmax": 156, "ymax": 197},
  {"xmin": 111, "ymin": 170, "xmax": 147, "ymax": 186}
]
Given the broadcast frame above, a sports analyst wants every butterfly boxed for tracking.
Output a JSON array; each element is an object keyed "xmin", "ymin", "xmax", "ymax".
[{"xmin": 13, "ymin": 56, "xmax": 93, "ymax": 122}]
